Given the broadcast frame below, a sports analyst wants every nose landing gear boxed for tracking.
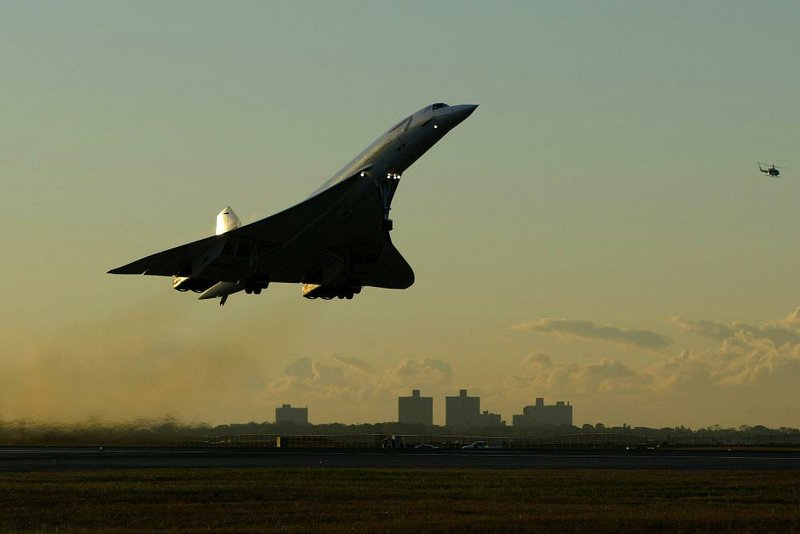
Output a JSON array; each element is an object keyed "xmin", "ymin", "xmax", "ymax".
[{"xmin": 377, "ymin": 173, "xmax": 400, "ymax": 231}]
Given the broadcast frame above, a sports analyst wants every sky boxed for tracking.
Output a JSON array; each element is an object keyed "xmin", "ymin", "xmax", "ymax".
[{"xmin": 2, "ymin": 1, "xmax": 800, "ymax": 428}]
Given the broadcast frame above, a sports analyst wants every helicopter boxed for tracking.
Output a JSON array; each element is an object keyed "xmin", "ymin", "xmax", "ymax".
[{"xmin": 758, "ymin": 163, "xmax": 785, "ymax": 177}]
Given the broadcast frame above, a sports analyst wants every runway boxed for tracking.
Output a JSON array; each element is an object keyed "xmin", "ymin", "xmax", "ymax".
[{"xmin": 3, "ymin": 447, "xmax": 800, "ymax": 472}]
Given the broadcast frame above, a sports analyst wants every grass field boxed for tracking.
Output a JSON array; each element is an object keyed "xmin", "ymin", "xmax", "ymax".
[{"xmin": 1, "ymin": 468, "xmax": 798, "ymax": 532}]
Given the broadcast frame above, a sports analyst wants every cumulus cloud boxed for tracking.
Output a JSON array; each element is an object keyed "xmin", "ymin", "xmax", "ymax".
[
  {"xmin": 493, "ymin": 308, "xmax": 800, "ymax": 427},
  {"xmin": 284, "ymin": 357, "xmax": 313, "ymax": 378},
  {"xmin": 670, "ymin": 308, "xmax": 800, "ymax": 389},
  {"xmin": 386, "ymin": 358, "xmax": 453, "ymax": 386},
  {"xmin": 329, "ymin": 354, "xmax": 374, "ymax": 375},
  {"xmin": 550, "ymin": 359, "xmax": 640, "ymax": 394},
  {"xmin": 507, "ymin": 354, "xmax": 643, "ymax": 396},
  {"xmin": 512, "ymin": 318, "xmax": 671, "ymax": 349},
  {"xmin": 671, "ymin": 318, "xmax": 735, "ymax": 341},
  {"xmin": 279, "ymin": 355, "xmax": 375, "ymax": 396},
  {"xmin": 522, "ymin": 353, "xmax": 553, "ymax": 370},
  {"xmin": 673, "ymin": 308, "xmax": 800, "ymax": 347},
  {"xmin": 265, "ymin": 355, "xmax": 456, "ymax": 422},
  {"xmin": 5, "ymin": 299, "xmax": 800, "ymax": 428},
  {"xmin": 2, "ymin": 299, "xmax": 461, "ymax": 425}
]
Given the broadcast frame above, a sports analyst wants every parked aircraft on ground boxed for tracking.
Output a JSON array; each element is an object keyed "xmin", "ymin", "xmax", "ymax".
[{"xmin": 109, "ymin": 103, "xmax": 477, "ymax": 305}]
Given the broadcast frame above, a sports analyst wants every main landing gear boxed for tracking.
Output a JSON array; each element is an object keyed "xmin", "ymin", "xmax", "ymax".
[
  {"xmin": 244, "ymin": 280, "xmax": 269, "ymax": 295},
  {"xmin": 302, "ymin": 283, "xmax": 362, "ymax": 300}
]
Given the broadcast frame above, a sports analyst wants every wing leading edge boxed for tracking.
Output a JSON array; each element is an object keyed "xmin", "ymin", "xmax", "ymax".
[
  {"xmin": 109, "ymin": 103, "xmax": 478, "ymax": 303},
  {"xmin": 108, "ymin": 165, "xmax": 413, "ymax": 289}
]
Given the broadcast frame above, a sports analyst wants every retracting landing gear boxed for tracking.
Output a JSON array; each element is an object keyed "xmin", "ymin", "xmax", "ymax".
[
  {"xmin": 377, "ymin": 173, "xmax": 401, "ymax": 231},
  {"xmin": 244, "ymin": 280, "xmax": 269, "ymax": 295},
  {"xmin": 302, "ymin": 282, "xmax": 362, "ymax": 300}
]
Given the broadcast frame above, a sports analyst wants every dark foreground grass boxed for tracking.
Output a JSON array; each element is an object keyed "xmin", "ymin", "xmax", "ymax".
[{"xmin": 1, "ymin": 468, "xmax": 798, "ymax": 532}]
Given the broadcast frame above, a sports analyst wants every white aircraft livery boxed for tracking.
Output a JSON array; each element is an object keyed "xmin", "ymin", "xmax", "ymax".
[{"xmin": 109, "ymin": 103, "xmax": 477, "ymax": 305}]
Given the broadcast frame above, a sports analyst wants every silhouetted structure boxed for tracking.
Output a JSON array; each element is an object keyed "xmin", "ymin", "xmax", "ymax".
[
  {"xmin": 276, "ymin": 404, "xmax": 308, "ymax": 425},
  {"xmin": 445, "ymin": 389, "xmax": 503, "ymax": 427},
  {"xmin": 446, "ymin": 389, "xmax": 479, "ymax": 426},
  {"xmin": 475, "ymin": 410, "xmax": 503, "ymax": 427},
  {"xmin": 512, "ymin": 397, "xmax": 572, "ymax": 427},
  {"xmin": 398, "ymin": 389, "xmax": 433, "ymax": 426}
]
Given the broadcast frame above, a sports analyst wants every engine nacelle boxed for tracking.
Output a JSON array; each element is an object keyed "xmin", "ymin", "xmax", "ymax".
[
  {"xmin": 173, "ymin": 276, "xmax": 216, "ymax": 293},
  {"xmin": 216, "ymin": 206, "xmax": 242, "ymax": 235}
]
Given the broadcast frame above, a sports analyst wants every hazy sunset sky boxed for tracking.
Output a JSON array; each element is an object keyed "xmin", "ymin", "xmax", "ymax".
[{"xmin": 2, "ymin": 1, "xmax": 799, "ymax": 428}]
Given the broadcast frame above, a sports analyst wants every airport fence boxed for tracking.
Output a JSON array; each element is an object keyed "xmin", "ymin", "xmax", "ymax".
[
  {"xmin": 184, "ymin": 433, "xmax": 385, "ymax": 449},
  {"xmin": 183, "ymin": 432, "xmax": 656, "ymax": 450},
  {"xmin": 396, "ymin": 432, "xmax": 655, "ymax": 450},
  {"xmin": 182, "ymin": 431, "xmax": 800, "ymax": 450},
  {"xmin": 662, "ymin": 432, "xmax": 800, "ymax": 448}
]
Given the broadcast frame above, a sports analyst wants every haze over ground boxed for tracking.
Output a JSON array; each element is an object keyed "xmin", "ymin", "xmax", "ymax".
[{"xmin": 2, "ymin": 1, "xmax": 799, "ymax": 427}]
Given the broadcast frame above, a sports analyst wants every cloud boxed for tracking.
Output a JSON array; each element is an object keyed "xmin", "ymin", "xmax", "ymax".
[
  {"xmin": 550, "ymin": 359, "xmax": 640, "ymax": 394},
  {"xmin": 512, "ymin": 318, "xmax": 671, "ymax": 350},
  {"xmin": 673, "ymin": 307, "xmax": 800, "ymax": 347},
  {"xmin": 513, "ymin": 354, "xmax": 643, "ymax": 395},
  {"xmin": 1, "ymin": 296, "xmax": 460, "ymax": 425},
  {"xmin": 264, "ymin": 355, "xmax": 456, "ymax": 422},
  {"xmin": 651, "ymin": 312, "xmax": 800, "ymax": 400},
  {"xmin": 522, "ymin": 353, "xmax": 553, "ymax": 370},
  {"xmin": 386, "ymin": 358, "xmax": 453, "ymax": 387},
  {"xmin": 494, "ymin": 306, "xmax": 800, "ymax": 427},
  {"xmin": 284, "ymin": 357, "xmax": 313, "ymax": 378},
  {"xmin": 329, "ymin": 354, "xmax": 374, "ymax": 375},
  {"xmin": 272, "ymin": 356, "xmax": 453, "ymax": 394},
  {"xmin": 5, "ymin": 298, "xmax": 799, "ymax": 428},
  {"xmin": 671, "ymin": 318, "xmax": 735, "ymax": 341}
]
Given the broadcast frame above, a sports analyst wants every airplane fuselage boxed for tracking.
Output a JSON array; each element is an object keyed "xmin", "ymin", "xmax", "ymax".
[
  {"xmin": 312, "ymin": 103, "xmax": 478, "ymax": 196},
  {"xmin": 109, "ymin": 103, "xmax": 477, "ymax": 305}
]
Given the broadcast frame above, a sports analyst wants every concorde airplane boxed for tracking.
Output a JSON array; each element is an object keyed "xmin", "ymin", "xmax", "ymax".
[{"xmin": 109, "ymin": 103, "xmax": 477, "ymax": 305}]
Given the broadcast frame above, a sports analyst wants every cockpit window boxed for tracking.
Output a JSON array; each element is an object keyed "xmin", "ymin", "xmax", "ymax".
[
  {"xmin": 432, "ymin": 103, "xmax": 448, "ymax": 110},
  {"xmin": 388, "ymin": 116, "xmax": 412, "ymax": 133}
]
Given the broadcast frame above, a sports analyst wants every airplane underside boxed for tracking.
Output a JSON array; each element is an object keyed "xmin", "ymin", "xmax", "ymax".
[{"xmin": 108, "ymin": 103, "xmax": 477, "ymax": 306}]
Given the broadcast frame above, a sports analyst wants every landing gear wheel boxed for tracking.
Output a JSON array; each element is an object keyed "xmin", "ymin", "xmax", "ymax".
[{"xmin": 380, "ymin": 219, "xmax": 393, "ymax": 231}]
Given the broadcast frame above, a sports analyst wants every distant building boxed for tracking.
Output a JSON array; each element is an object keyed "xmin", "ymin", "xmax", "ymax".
[
  {"xmin": 276, "ymin": 404, "xmax": 308, "ymax": 425},
  {"xmin": 475, "ymin": 410, "xmax": 503, "ymax": 427},
  {"xmin": 446, "ymin": 390, "xmax": 503, "ymax": 427},
  {"xmin": 398, "ymin": 389, "xmax": 433, "ymax": 426},
  {"xmin": 512, "ymin": 397, "xmax": 572, "ymax": 427},
  {"xmin": 446, "ymin": 389, "xmax": 480, "ymax": 426}
]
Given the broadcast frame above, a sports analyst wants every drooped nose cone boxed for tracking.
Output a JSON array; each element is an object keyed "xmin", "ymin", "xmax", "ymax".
[
  {"xmin": 451, "ymin": 104, "xmax": 479, "ymax": 117},
  {"xmin": 436, "ymin": 104, "xmax": 478, "ymax": 130}
]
